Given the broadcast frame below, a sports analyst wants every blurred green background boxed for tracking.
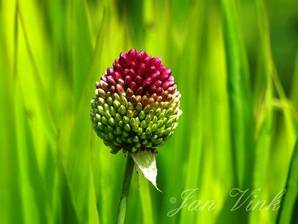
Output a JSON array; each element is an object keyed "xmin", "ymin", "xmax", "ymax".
[{"xmin": 0, "ymin": 0, "xmax": 297, "ymax": 223}]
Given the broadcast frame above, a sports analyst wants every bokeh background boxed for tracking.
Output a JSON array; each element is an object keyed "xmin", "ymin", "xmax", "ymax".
[{"xmin": 0, "ymin": 0, "xmax": 297, "ymax": 223}]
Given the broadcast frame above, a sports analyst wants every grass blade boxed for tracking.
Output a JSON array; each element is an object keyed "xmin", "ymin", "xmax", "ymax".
[{"xmin": 277, "ymin": 140, "xmax": 298, "ymax": 224}]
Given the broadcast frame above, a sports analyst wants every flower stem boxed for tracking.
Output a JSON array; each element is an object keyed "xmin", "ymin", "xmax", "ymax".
[{"xmin": 116, "ymin": 154, "xmax": 134, "ymax": 224}]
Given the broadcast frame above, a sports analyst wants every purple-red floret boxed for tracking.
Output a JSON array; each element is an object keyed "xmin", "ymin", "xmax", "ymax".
[{"xmin": 97, "ymin": 49, "xmax": 177, "ymax": 99}]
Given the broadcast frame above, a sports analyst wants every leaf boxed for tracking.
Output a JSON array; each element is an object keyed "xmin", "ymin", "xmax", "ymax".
[
  {"xmin": 277, "ymin": 140, "xmax": 298, "ymax": 224},
  {"xmin": 221, "ymin": 0, "xmax": 254, "ymax": 189},
  {"xmin": 131, "ymin": 151, "xmax": 161, "ymax": 191}
]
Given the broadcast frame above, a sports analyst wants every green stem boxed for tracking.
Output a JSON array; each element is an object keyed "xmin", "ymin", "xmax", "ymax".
[{"xmin": 116, "ymin": 154, "xmax": 134, "ymax": 224}]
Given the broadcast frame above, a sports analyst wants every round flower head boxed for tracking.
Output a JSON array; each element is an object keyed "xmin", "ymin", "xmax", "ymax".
[{"xmin": 90, "ymin": 49, "xmax": 182, "ymax": 153}]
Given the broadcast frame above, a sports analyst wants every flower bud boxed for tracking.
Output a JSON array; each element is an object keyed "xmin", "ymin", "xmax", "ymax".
[{"xmin": 90, "ymin": 49, "xmax": 182, "ymax": 153}]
